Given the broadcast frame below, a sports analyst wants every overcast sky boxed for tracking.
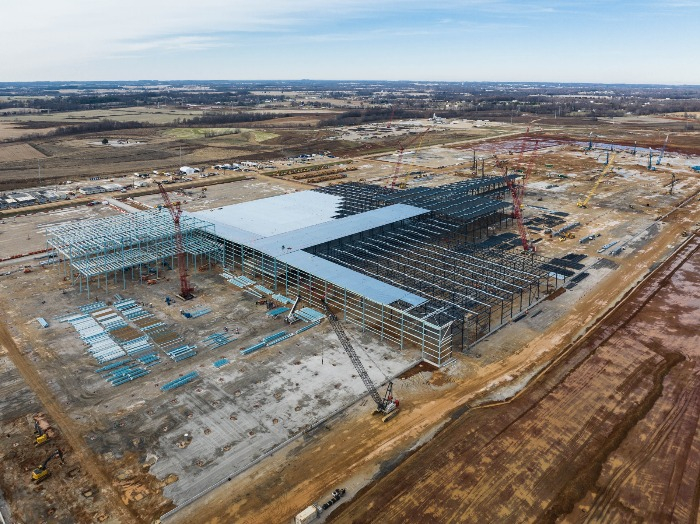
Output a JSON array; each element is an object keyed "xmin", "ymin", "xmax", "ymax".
[{"xmin": 3, "ymin": 0, "xmax": 699, "ymax": 84}]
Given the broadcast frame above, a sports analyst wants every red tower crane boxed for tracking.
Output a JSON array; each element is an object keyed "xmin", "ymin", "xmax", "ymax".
[
  {"xmin": 503, "ymin": 132, "xmax": 539, "ymax": 252},
  {"xmin": 157, "ymin": 182, "xmax": 195, "ymax": 300},
  {"xmin": 503, "ymin": 168, "xmax": 531, "ymax": 251}
]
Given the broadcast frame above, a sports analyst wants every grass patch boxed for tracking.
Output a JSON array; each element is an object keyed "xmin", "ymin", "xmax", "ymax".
[{"xmin": 164, "ymin": 128, "xmax": 278, "ymax": 142}]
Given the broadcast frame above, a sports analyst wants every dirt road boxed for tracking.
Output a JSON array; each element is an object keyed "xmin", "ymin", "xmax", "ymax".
[{"xmin": 0, "ymin": 309, "xmax": 136, "ymax": 523}]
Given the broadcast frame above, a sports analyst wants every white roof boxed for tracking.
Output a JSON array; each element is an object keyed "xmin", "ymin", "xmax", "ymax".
[{"xmin": 193, "ymin": 191, "xmax": 343, "ymax": 237}]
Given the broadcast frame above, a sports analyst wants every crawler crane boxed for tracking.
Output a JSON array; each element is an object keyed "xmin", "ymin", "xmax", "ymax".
[
  {"xmin": 322, "ymin": 300, "xmax": 399, "ymax": 422},
  {"xmin": 157, "ymin": 182, "xmax": 195, "ymax": 300},
  {"xmin": 577, "ymin": 154, "xmax": 617, "ymax": 208}
]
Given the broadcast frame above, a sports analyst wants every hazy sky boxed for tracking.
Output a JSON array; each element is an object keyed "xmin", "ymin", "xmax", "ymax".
[{"xmin": 3, "ymin": 0, "xmax": 699, "ymax": 84}]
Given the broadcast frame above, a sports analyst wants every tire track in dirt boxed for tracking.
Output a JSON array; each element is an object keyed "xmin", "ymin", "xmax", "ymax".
[
  {"xmin": 581, "ymin": 377, "xmax": 699, "ymax": 523},
  {"xmin": 0, "ymin": 311, "xmax": 137, "ymax": 523},
  {"xmin": 329, "ymin": 235, "xmax": 700, "ymax": 524}
]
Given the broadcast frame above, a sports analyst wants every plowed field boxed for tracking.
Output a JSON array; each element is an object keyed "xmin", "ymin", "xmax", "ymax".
[{"xmin": 332, "ymin": 234, "xmax": 700, "ymax": 523}]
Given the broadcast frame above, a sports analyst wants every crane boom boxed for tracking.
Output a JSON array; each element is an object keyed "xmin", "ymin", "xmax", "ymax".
[
  {"xmin": 577, "ymin": 154, "xmax": 617, "ymax": 208},
  {"xmin": 322, "ymin": 301, "xmax": 397, "ymax": 416},
  {"xmin": 157, "ymin": 182, "xmax": 194, "ymax": 299},
  {"xmin": 389, "ymin": 127, "xmax": 431, "ymax": 189},
  {"xmin": 656, "ymin": 134, "xmax": 669, "ymax": 165}
]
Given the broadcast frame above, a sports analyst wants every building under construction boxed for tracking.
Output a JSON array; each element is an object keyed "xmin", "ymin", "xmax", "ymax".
[{"xmin": 47, "ymin": 178, "xmax": 565, "ymax": 366}]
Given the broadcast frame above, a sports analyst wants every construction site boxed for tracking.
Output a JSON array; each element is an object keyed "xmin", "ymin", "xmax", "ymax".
[{"xmin": 1, "ymin": 108, "xmax": 700, "ymax": 524}]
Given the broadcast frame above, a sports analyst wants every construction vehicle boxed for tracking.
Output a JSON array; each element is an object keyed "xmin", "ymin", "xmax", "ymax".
[
  {"xmin": 322, "ymin": 300, "xmax": 399, "ymax": 422},
  {"xmin": 656, "ymin": 134, "xmax": 669, "ymax": 165},
  {"xmin": 577, "ymin": 154, "xmax": 617, "ymax": 208},
  {"xmin": 285, "ymin": 295, "xmax": 302, "ymax": 324},
  {"xmin": 559, "ymin": 232, "xmax": 576, "ymax": 241},
  {"xmin": 34, "ymin": 420, "xmax": 49, "ymax": 446},
  {"xmin": 157, "ymin": 182, "xmax": 195, "ymax": 300},
  {"xmin": 31, "ymin": 448, "xmax": 64, "ymax": 483}
]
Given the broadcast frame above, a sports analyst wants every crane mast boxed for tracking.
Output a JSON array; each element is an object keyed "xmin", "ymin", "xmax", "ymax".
[
  {"xmin": 656, "ymin": 134, "xmax": 669, "ymax": 165},
  {"xmin": 157, "ymin": 182, "xmax": 195, "ymax": 299}
]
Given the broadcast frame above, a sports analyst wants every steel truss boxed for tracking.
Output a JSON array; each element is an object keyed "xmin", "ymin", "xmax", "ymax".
[{"xmin": 46, "ymin": 210, "xmax": 223, "ymax": 297}]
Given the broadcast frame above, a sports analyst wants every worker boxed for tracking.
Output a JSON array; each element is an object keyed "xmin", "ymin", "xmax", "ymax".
[
  {"xmin": 235, "ymin": 327, "xmax": 240, "ymax": 334},
  {"xmin": 223, "ymin": 326, "xmax": 229, "ymax": 332},
  {"xmin": 166, "ymin": 296, "xmax": 171, "ymax": 306}
]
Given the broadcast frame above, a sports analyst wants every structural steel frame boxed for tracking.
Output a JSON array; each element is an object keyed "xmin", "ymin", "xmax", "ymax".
[{"xmin": 46, "ymin": 210, "xmax": 223, "ymax": 297}]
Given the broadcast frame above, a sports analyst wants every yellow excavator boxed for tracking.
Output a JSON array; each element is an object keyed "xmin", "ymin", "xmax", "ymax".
[
  {"xmin": 31, "ymin": 448, "xmax": 64, "ymax": 483},
  {"xmin": 34, "ymin": 420, "xmax": 49, "ymax": 446},
  {"xmin": 577, "ymin": 154, "xmax": 617, "ymax": 208}
]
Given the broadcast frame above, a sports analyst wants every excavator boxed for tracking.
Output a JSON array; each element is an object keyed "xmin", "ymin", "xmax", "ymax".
[
  {"xmin": 31, "ymin": 448, "xmax": 64, "ymax": 483},
  {"xmin": 34, "ymin": 420, "xmax": 49, "ymax": 446},
  {"xmin": 322, "ymin": 300, "xmax": 399, "ymax": 422}
]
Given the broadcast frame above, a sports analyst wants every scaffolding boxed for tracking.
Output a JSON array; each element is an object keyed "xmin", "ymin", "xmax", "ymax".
[{"xmin": 46, "ymin": 210, "xmax": 223, "ymax": 297}]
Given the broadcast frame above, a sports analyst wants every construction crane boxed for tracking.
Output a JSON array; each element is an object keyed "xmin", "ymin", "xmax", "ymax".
[
  {"xmin": 503, "ymin": 168, "xmax": 531, "ymax": 251},
  {"xmin": 285, "ymin": 295, "xmax": 302, "ymax": 324},
  {"xmin": 399, "ymin": 128, "xmax": 431, "ymax": 189},
  {"xmin": 322, "ymin": 300, "xmax": 399, "ymax": 422},
  {"xmin": 157, "ymin": 182, "xmax": 195, "ymax": 300},
  {"xmin": 656, "ymin": 134, "xmax": 670, "ymax": 165},
  {"xmin": 502, "ymin": 131, "xmax": 539, "ymax": 252},
  {"xmin": 34, "ymin": 420, "xmax": 49, "ymax": 446},
  {"xmin": 577, "ymin": 154, "xmax": 617, "ymax": 208},
  {"xmin": 389, "ymin": 127, "xmax": 431, "ymax": 190},
  {"xmin": 32, "ymin": 448, "xmax": 64, "ymax": 483}
]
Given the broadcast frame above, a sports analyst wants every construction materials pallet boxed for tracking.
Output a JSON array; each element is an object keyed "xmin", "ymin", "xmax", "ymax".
[
  {"xmin": 202, "ymin": 332, "xmax": 237, "ymax": 350},
  {"xmin": 272, "ymin": 294, "xmax": 293, "ymax": 304},
  {"xmin": 213, "ymin": 358, "xmax": 230, "ymax": 368},
  {"xmin": 164, "ymin": 345, "xmax": 197, "ymax": 362},
  {"xmin": 183, "ymin": 306, "xmax": 211, "ymax": 319},
  {"xmin": 161, "ymin": 372, "xmax": 199, "ymax": 391},
  {"xmin": 266, "ymin": 307, "xmax": 289, "ymax": 317},
  {"xmin": 294, "ymin": 307, "xmax": 325, "ymax": 323},
  {"xmin": 254, "ymin": 284, "xmax": 274, "ymax": 296}
]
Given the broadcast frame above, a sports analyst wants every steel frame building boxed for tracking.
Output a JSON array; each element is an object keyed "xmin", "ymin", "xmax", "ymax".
[
  {"xmin": 47, "ymin": 179, "xmax": 564, "ymax": 366},
  {"xmin": 46, "ymin": 209, "xmax": 222, "ymax": 297}
]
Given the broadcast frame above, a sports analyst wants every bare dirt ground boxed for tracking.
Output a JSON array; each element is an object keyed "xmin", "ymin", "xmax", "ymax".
[
  {"xmin": 331, "ymin": 233, "xmax": 700, "ymax": 524},
  {"xmin": 168, "ymin": 165, "xmax": 700, "ymax": 523},
  {"xmin": 1, "ymin": 113, "xmax": 699, "ymax": 523}
]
